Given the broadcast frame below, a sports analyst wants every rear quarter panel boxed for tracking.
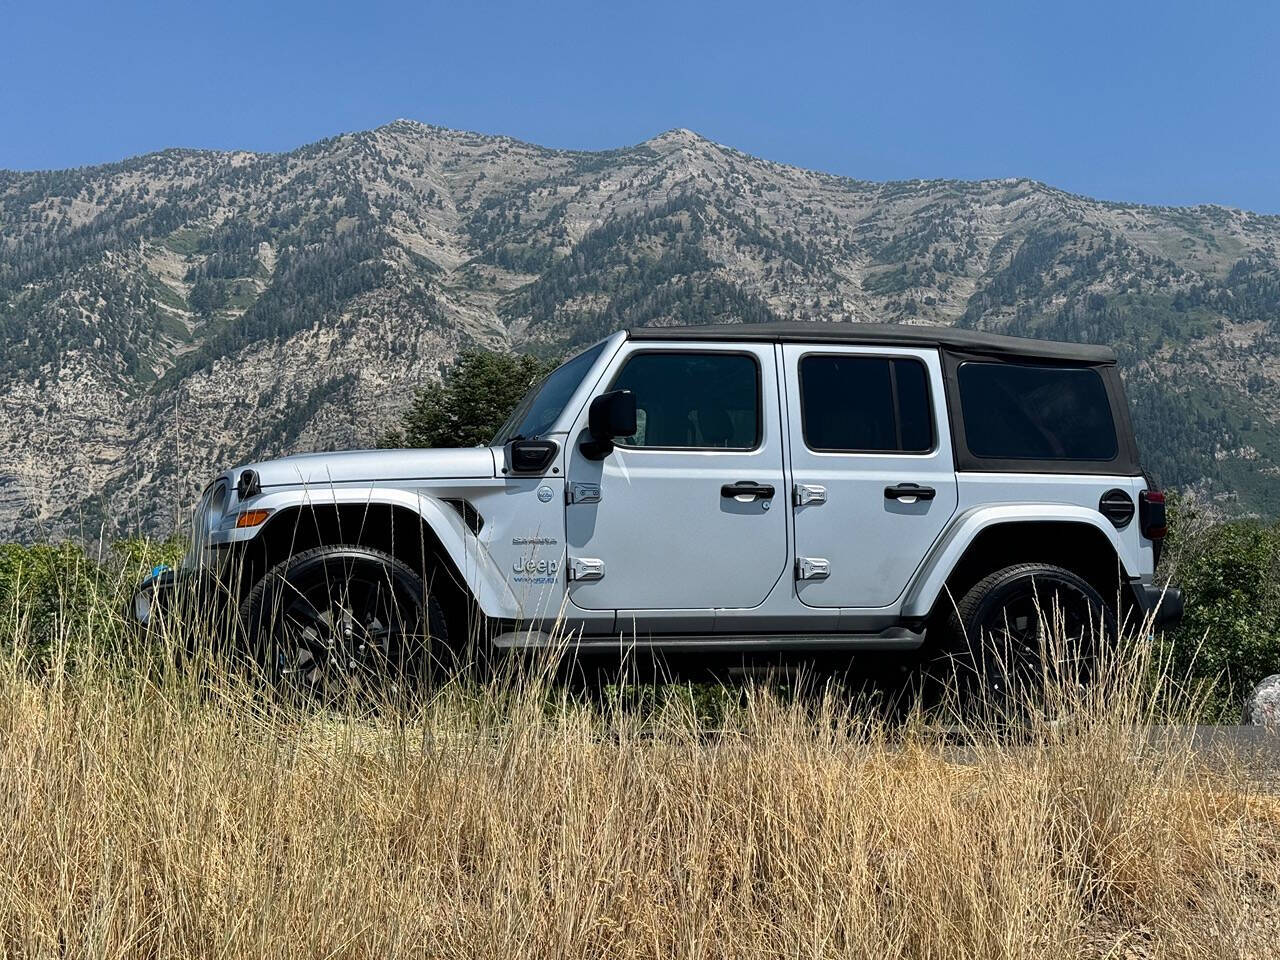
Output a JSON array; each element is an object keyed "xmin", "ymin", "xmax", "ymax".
[{"xmin": 901, "ymin": 472, "xmax": 1151, "ymax": 618}]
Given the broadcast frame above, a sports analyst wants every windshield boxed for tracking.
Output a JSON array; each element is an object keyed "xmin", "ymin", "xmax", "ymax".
[{"xmin": 491, "ymin": 341, "xmax": 608, "ymax": 445}]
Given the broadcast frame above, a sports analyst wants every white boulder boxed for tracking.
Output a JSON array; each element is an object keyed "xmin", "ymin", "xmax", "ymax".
[{"xmin": 1245, "ymin": 675, "xmax": 1280, "ymax": 726}]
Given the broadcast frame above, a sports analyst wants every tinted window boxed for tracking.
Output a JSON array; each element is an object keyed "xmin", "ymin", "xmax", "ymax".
[
  {"xmin": 799, "ymin": 355, "xmax": 934, "ymax": 453},
  {"xmin": 492, "ymin": 341, "xmax": 607, "ymax": 444},
  {"xmin": 958, "ymin": 362, "xmax": 1118, "ymax": 461},
  {"xmin": 611, "ymin": 352, "xmax": 759, "ymax": 449}
]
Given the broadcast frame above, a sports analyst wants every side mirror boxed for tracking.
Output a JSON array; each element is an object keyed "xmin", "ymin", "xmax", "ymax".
[
  {"xmin": 581, "ymin": 390, "xmax": 637, "ymax": 460},
  {"xmin": 507, "ymin": 438, "xmax": 558, "ymax": 474}
]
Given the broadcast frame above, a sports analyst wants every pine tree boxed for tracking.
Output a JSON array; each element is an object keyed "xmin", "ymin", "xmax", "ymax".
[{"xmin": 381, "ymin": 350, "xmax": 555, "ymax": 449}]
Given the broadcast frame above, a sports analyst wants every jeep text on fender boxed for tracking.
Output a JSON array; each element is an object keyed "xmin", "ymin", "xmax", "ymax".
[{"xmin": 134, "ymin": 323, "xmax": 1183, "ymax": 699}]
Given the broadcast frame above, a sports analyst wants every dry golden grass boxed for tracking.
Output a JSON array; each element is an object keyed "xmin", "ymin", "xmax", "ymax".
[{"xmin": 2, "ymin": 589, "xmax": 1280, "ymax": 958}]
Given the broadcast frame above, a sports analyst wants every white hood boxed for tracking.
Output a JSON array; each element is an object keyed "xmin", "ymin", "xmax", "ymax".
[{"xmin": 238, "ymin": 447, "xmax": 497, "ymax": 487}]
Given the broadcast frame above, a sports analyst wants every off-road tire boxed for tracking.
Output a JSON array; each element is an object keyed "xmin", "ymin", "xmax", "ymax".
[
  {"xmin": 933, "ymin": 563, "xmax": 1115, "ymax": 710},
  {"xmin": 238, "ymin": 544, "xmax": 448, "ymax": 700}
]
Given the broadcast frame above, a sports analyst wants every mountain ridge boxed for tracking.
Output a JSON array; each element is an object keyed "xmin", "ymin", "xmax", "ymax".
[{"xmin": 2, "ymin": 120, "xmax": 1277, "ymax": 539}]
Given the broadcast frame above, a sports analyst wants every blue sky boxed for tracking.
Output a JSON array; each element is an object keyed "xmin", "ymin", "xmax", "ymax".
[{"xmin": 3, "ymin": 0, "xmax": 1278, "ymax": 211}]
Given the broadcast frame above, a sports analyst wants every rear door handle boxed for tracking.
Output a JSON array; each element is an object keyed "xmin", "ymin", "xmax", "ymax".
[
  {"xmin": 884, "ymin": 483, "xmax": 936, "ymax": 502},
  {"xmin": 721, "ymin": 481, "xmax": 775, "ymax": 500}
]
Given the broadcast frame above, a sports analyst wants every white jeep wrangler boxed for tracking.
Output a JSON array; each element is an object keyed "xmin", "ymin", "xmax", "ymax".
[{"xmin": 134, "ymin": 322, "xmax": 1182, "ymax": 695}]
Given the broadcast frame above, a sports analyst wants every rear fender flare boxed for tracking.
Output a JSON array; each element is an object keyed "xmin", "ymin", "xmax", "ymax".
[{"xmin": 901, "ymin": 504, "xmax": 1132, "ymax": 619}]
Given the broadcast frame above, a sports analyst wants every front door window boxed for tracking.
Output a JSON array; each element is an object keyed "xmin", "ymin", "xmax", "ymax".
[{"xmin": 610, "ymin": 351, "xmax": 760, "ymax": 450}]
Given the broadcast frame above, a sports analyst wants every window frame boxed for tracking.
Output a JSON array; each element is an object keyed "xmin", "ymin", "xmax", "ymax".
[
  {"xmin": 796, "ymin": 351, "xmax": 938, "ymax": 456},
  {"xmin": 955, "ymin": 360, "xmax": 1118, "ymax": 463},
  {"xmin": 941, "ymin": 349, "xmax": 1142, "ymax": 477},
  {"xmin": 604, "ymin": 348, "xmax": 765, "ymax": 453},
  {"xmin": 491, "ymin": 339, "xmax": 609, "ymax": 445}
]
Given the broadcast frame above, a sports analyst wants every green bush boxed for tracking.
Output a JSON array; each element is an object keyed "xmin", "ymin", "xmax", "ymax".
[
  {"xmin": 0, "ymin": 542, "xmax": 96, "ymax": 650},
  {"xmin": 0, "ymin": 537, "xmax": 185, "ymax": 658},
  {"xmin": 1158, "ymin": 501, "xmax": 1280, "ymax": 713}
]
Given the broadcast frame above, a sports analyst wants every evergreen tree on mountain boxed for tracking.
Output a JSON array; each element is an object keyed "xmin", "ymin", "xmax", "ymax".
[{"xmin": 381, "ymin": 349, "xmax": 554, "ymax": 449}]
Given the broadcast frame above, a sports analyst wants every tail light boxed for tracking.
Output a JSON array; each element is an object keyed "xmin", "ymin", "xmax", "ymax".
[{"xmin": 1139, "ymin": 488, "xmax": 1167, "ymax": 540}]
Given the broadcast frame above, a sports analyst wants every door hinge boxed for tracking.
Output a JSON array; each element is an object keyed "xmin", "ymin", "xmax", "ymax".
[
  {"xmin": 567, "ymin": 557, "xmax": 605, "ymax": 582},
  {"xmin": 793, "ymin": 483, "xmax": 827, "ymax": 506},
  {"xmin": 795, "ymin": 557, "xmax": 831, "ymax": 581},
  {"xmin": 566, "ymin": 482, "xmax": 601, "ymax": 505}
]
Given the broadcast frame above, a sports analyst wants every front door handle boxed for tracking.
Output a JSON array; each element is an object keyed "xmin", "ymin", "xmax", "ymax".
[
  {"xmin": 884, "ymin": 483, "xmax": 936, "ymax": 502},
  {"xmin": 721, "ymin": 481, "xmax": 775, "ymax": 501}
]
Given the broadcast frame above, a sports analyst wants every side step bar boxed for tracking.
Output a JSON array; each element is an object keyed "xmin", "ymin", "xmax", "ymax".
[{"xmin": 491, "ymin": 626, "xmax": 926, "ymax": 652}]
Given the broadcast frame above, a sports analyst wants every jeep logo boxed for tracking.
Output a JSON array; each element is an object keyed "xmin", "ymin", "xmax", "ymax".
[{"xmin": 513, "ymin": 557, "xmax": 560, "ymax": 576}]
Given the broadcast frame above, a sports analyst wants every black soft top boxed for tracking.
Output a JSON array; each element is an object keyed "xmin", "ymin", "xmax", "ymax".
[{"xmin": 627, "ymin": 322, "xmax": 1116, "ymax": 365}]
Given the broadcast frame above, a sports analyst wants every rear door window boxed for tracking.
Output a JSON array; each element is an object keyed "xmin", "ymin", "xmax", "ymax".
[
  {"xmin": 957, "ymin": 362, "xmax": 1117, "ymax": 461},
  {"xmin": 798, "ymin": 355, "xmax": 934, "ymax": 453}
]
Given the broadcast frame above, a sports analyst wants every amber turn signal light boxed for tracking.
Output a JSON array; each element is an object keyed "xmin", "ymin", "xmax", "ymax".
[{"xmin": 234, "ymin": 509, "xmax": 272, "ymax": 528}]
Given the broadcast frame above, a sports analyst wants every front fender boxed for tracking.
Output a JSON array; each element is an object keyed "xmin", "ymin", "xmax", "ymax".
[
  {"xmin": 901, "ymin": 504, "xmax": 1133, "ymax": 619},
  {"xmin": 212, "ymin": 486, "xmax": 520, "ymax": 619}
]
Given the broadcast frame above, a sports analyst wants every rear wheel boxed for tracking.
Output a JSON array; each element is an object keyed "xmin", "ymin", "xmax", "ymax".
[
  {"xmin": 934, "ymin": 563, "xmax": 1114, "ymax": 710},
  {"xmin": 238, "ymin": 545, "xmax": 448, "ymax": 701}
]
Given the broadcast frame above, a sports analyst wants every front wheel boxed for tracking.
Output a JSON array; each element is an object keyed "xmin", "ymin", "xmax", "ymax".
[
  {"xmin": 934, "ymin": 563, "xmax": 1115, "ymax": 710},
  {"xmin": 238, "ymin": 545, "xmax": 448, "ymax": 701}
]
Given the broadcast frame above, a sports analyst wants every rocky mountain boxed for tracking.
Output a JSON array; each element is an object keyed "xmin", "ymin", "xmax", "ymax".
[{"xmin": 2, "ymin": 120, "xmax": 1278, "ymax": 540}]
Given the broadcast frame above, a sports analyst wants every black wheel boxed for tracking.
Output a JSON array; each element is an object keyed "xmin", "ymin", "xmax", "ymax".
[
  {"xmin": 238, "ymin": 545, "xmax": 447, "ymax": 700},
  {"xmin": 935, "ymin": 563, "xmax": 1115, "ymax": 709}
]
